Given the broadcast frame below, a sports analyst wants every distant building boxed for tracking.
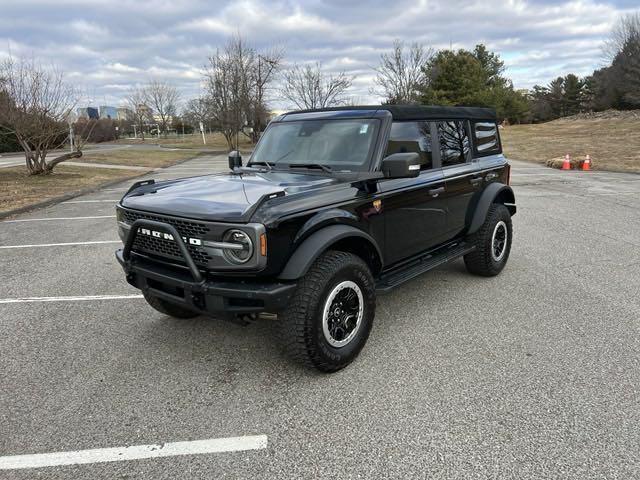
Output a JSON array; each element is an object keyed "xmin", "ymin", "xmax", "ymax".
[
  {"xmin": 153, "ymin": 113, "xmax": 175, "ymax": 124},
  {"xmin": 99, "ymin": 106, "xmax": 118, "ymax": 120},
  {"xmin": 76, "ymin": 107, "xmax": 99, "ymax": 119},
  {"xmin": 138, "ymin": 104, "xmax": 153, "ymax": 119},
  {"xmin": 116, "ymin": 107, "xmax": 134, "ymax": 121}
]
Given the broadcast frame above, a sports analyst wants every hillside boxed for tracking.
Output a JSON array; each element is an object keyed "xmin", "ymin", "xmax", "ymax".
[{"xmin": 501, "ymin": 111, "xmax": 640, "ymax": 173}]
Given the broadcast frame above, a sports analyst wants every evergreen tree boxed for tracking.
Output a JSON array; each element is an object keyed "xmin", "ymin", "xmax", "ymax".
[
  {"xmin": 562, "ymin": 74, "xmax": 583, "ymax": 115},
  {"xmin": 419, "ymin": 43, "xmax": 530, "ymax": 122}
]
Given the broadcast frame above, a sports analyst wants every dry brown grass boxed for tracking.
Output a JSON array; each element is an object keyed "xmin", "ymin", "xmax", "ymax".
[
  {"xmin": 80, "ymin": 149, "xmax": 200, "ymax": 168},
  {"xmin": 501, "ymin": 118, "xmax": 640, "ymax": 173},
  {"xmin": 0, "ymin": 165, "xmax": 140, "ymax": 214}
]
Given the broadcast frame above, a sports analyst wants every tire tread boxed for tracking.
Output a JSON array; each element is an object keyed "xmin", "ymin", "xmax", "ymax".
[{"xmin": 279, "ymin": 250, "xmax": 374, "ymax": 372}]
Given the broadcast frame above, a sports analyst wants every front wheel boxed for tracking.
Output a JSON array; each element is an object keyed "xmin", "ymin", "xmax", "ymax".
[
  {"xmin": 279, "ymin": 251, "xmax": 376, "ymax": 372},
  {"xmin": 464, "ymin": 203, "xmax": 513, "ymax": 276}
]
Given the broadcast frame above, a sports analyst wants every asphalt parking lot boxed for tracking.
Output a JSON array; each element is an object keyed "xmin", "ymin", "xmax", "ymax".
[{"xmin": 1, "ymin": 156, "xmax": 639, "ymax": 479}]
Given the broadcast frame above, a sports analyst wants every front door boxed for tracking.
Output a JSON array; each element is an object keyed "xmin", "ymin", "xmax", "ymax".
[
  {"xmin": 379, "ymin": 172, "xmax": 448, "ymax": 266},
  {"xmin": 378, "ymin": 120, "xmax": 449, "ymax": 266}
]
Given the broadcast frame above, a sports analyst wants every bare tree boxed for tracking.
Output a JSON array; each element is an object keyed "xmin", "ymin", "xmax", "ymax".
[
  {"xmin": 371, "ymin": 40, "xmax": 433, "ymax": 104},
  {"xmin": 205, "ymin": 38, "xmax": 250, "ymax": 149},
  {"xmin": 605, "ymin": 12, "xmax": 640, "ymax": 60},
  {"xmin": 204, "ymin": 35, "xmax": 283, "ymax": 149},
  {"xmin": 125, "ymin": 87, "xmax": 152, "ymax": 141},
  {"xmin": 247, "ymin": 47, "xmax": 283, "ymax": 142},
  {"xmin": 182, "ymin": 96, "xmax": 212, "ymax": 131},
  {"xmin": 143, "ymin": 80, "xmax": 180, "ymax": 138},
  {"xmin": 280, "ymin": 62, "xmax": 354, "ymax": 109},
  {"xmin": 0, "ymin": 57, "xmax": 84, "ymax": 174}
]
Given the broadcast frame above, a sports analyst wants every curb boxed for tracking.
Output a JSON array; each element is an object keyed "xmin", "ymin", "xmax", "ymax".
[{"xmin": 0, "ymin": 155, "xmax": 203, "ymax": 220}]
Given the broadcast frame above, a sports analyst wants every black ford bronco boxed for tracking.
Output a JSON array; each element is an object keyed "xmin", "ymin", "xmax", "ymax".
[{"xmin": 116, "ymin": 105, "xmax": 515, "ymax": 372}]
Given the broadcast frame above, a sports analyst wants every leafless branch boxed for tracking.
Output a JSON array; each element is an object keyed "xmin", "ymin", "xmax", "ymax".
[
  {"xmin": 143, "ymin": 80, "xmax": 180, "ymax": 138},
  {"xmin": 370, "ymin": 40, "xmax": 433, "ymax": 104},
  {"xmin": 279, "ymin": 62, "xmax": 354, "ymax": 110},
  {"xmin": 0, "ymin": 56, "xmax": 81, "ymax": 174},
  {"xmin": 204, "ymin": 35, "xmax": 283, "ymax": 149}
]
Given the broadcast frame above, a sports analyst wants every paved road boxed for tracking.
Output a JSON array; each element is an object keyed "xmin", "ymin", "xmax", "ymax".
[{"xmin": 0, "ymin": 157, "xmax": 639, "ymax": 478}]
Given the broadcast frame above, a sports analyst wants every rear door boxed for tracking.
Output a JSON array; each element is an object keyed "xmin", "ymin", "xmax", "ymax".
[
  {"xmin": 436, "ymin": 120, "xmax": 481, "ymax": 237},
  {"xmin": 378, "ymin": 121, "xmax": 449, "ymax": 265}
]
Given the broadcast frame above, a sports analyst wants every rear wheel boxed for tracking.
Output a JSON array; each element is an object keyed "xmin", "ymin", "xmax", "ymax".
[
  {"xmin": 280, "ymin": 250, "xmax": 376, "ymax": 372},
  {"xmin": 143, "ymin": 292, "xmax": 200, "ymax": 319},
  {"xmin": 464, "ymin": 203, "xmax": 513, "ymax": 276}
]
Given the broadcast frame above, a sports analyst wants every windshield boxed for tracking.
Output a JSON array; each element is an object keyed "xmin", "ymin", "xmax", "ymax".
[{"xmin": 250, "ymin": 119, "xmax": 379, "ymax": 172}]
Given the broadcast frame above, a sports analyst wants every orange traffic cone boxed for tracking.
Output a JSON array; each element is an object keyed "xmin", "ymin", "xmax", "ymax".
[
  {"xmin": 562, "ymin": 154, "xmax": 571, "ymax": 170},
  {"xmin": 582, "ymin": 154, "xmax": 591, "ymax": 171}
]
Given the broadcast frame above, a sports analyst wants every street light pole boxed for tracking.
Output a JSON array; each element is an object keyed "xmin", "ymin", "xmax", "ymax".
[{"xmin": 69, "ymin": 123, "xmax": 74, "ymax": 153}]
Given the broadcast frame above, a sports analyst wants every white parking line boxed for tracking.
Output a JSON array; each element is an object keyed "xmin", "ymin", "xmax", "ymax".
[
  {"xmin": 0, "ymin": 294, "xmax": 143, "ymax": 304},
  {"xmin": 0, "ymin": 240, "xmax": 120, "ymax": 249},
  {"xmin": 62, "ymin": 200, "xmax": 119, "ymax": 204},
  {"xmin": 0, "ymin": 435, "xmax": 267, "ymax": 470},
  {"xmin": 2, "ymin": 215, "xmax": 115, "ymax": 223}
]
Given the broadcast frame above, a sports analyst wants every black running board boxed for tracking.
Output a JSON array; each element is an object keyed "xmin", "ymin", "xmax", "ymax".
[{"xmin": 375, "ymin": 241, "xmax": 475, "ymax": 293}]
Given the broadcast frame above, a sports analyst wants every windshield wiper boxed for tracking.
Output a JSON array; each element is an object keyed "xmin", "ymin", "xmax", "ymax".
[
  {"xmin": 248, "ymin": 161, "xmax": 274, "ymax": 170},
  {"xmin": 289, "ymin": 163, "xmax": 333, "ymax": 173}
]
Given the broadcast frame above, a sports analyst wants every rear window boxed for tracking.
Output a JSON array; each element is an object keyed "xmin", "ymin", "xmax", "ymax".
[
  {"xmin": 473, "ymin": 122, "xmax": 501, "ymax": 155},
  {"xmin": 437, "ymin": 120, "xmax": 470, "ymax": 166}
]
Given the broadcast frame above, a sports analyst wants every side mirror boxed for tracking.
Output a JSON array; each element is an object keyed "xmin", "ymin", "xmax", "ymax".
[
  {"xmin": 228, "ymin": 151, "xmax": 242, "ymax": 170},
  {"xmin": 381, "ymin": 152, "xmax": 421, "ymax": 179}
]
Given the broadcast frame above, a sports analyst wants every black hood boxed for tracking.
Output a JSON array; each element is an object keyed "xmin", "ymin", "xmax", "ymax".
[{"xmin": 119, "ymin": 171, "xmax": 338, "ymax": 222}]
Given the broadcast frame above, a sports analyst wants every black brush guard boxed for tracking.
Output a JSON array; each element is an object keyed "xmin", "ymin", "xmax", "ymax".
[{"xmin": 116, "ymin": 219, "xmax": 296, "ymax": 316}]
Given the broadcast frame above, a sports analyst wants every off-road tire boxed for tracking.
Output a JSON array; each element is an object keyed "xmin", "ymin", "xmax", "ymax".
[
  {"xmin": 464, "ymin": 203, "xmax": 513, "ymax": 277},
  {"xmin": 279, "ymin": 250, "xmax": 376, "ymax": 372},
  {"xmin": 143, "ymin": 292, "xmax": 200, "ymax": 319}
]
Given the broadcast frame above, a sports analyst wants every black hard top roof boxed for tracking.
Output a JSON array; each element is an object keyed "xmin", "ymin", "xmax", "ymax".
[{"xmin": 282, "ymin": 104, "xmax": 497, "ymax": 121}]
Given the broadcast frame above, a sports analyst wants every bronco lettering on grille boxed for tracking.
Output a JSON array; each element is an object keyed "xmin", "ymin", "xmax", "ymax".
[{"xmin": 138, "ymin": 228, "xmax": 202, "ymax": 246}]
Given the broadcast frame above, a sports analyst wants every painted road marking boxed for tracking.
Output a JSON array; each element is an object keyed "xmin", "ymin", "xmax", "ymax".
[
  {"xmin": 62, "ymin": 200, "xmax": 119, "ymax": 204},
  {"xmin": 0, "ymin": 435, "xmax": 268, "ymax": 470},
  {"xmin": 0, "ymin": 241, "xmax": 120, "ymax": 249},
  {"xmin": 3, "ymin": 215, "xmax": 115, "ymax": 223},
  {"xmin": 0, "ymin": 294, "xmax": 143, "ymax": 304}
]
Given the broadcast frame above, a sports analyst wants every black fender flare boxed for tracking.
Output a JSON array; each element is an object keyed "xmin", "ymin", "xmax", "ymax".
[
  {"xmin": 277, "ymin": 224, "xmax": 383, "ymax": 280},
  {"xmin": 468, "ymin": 183, "xmax": 516, "ymax": 234}
]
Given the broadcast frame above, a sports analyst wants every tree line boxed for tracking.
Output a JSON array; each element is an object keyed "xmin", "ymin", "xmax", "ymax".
[{"xmin": 529, "ymin": 13, "xmax": 640, "ymax": 122}]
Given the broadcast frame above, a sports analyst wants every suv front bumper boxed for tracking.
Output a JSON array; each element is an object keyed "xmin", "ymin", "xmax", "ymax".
[{"xmin": 116, "ymin": 218, "xmax": 296, "ymax": 316}]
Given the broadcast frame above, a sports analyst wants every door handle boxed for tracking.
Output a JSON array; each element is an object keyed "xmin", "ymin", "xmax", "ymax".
[
  {"xmin": 429, "ymin": 187, "xmax": 445, "ymax": 197},
  {"xmin": 470, "ymin": 177, "xmax": 483, "ymax": 186}
]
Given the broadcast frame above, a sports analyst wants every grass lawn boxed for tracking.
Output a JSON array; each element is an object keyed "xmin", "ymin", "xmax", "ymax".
[
  {"xmin": 501, "ymin": 117, "xmax": 640, "ymax": 173},
  {"xmin": 0, "ymin": 165, "xmax": 141, "ymax": 215},
  {"xmin": 80, "ymin": 149, "xmax": 201, "ymax": 168}
]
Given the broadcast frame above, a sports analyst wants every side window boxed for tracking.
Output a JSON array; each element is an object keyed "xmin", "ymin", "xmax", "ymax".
[
  {"xmin": 386, "ymin": 121, "xmax": 433, "ymax": 170},
  {"xmin": 437, "ymin": 120, "xmax": 470, "ymax": 166},
  {"xmin": 473, "ymin": 121, "xmax": 501, "ymax": 155}
]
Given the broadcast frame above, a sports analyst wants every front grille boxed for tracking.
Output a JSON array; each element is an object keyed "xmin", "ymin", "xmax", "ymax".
[
  {"xmin": 123, "ymin": 209, "xmax": 211, "ymax": 267},
  {"xmin": 122, "ymin": 210, "xmax": 210, "ymax": 238}
]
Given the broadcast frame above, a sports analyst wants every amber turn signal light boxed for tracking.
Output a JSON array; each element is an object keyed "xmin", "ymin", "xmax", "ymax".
[{"xmin": 260, "ymin": 233, "xmax": 267, "ymax": 256}]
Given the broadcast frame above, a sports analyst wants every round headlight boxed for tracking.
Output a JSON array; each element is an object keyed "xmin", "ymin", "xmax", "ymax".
[{"xmin": 222, "ymin": 229, "xmax": 254, "ymax": 264}]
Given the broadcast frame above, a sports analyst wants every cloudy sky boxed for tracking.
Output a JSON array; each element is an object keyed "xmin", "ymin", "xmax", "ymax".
[{"xmin": 0, "ymin": 0, "xmax": 636, "ymax": 109}]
